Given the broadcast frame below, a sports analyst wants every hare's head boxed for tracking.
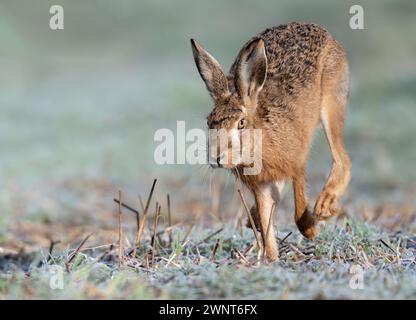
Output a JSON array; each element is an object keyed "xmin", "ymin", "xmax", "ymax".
[{"xmin": 191, "ymin": 38, "xmax": 267, "ymax": 169}]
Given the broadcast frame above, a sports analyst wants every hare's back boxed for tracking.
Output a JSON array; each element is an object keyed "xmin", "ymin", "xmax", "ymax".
[{"xmin": 259, "ymin": 22, "xmax": 330, "ymax": 95}]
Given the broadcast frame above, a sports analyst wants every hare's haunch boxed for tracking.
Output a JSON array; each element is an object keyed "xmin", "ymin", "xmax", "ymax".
[{"xmin": 191, "ymin": 22, "xmax": 351, "ymax": 262}]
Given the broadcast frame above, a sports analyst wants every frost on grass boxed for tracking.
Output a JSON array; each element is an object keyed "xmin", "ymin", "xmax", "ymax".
[{"xmin": 1, "ymin": 217, "xmax": 415, "ymax": 299}]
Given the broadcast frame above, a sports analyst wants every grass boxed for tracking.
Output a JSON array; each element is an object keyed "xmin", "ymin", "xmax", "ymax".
[
  {"xmin": 1, "ymin": 179, "xmax": 415, "ymax": 300},
  {"xmin": 1, "ymin": 220, "xmax": 415, "ymax": 299}
]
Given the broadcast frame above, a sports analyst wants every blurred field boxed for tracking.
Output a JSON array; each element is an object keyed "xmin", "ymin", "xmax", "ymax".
[{"xmin": 0, "ymin": 0, "xmax": 416, "ymax": 299}]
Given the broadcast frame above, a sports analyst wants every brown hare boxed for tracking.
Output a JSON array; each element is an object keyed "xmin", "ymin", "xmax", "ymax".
[{"xmin": 191, "ymin": 22, "xmax": 351, "ymax": 262}]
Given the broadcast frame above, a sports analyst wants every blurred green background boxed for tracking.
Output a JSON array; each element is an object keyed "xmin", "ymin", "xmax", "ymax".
[{"xmin": 1, "ymin": 0, "xmax": 415, "ymax": 201}]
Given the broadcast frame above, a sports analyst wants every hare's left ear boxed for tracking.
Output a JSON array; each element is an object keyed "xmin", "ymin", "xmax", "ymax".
[
  {"xmin": 191, "ymin": 39, "xmax": 230, "ymax": 102},
  {"xmin": 234, "ymin": 38, "xmax": 267, "ymax": 103}
]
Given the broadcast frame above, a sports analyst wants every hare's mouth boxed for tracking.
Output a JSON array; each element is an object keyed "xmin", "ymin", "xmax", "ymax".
[
  {"xmin": 209, "ymin": 154, "xmax": 241, "ymax": 169},
  {"xmin": 210, "ymin": 160, "xmax": 240, "ymax": 170}
]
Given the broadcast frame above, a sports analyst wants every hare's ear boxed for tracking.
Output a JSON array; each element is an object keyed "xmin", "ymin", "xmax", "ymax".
[
  {"xmin": 234, "ymin": 38, "xmax": 267, "ymax": 102},
  {"xmin": 191, "ymin": 39, "xmax": 229, "ymax": 101}
]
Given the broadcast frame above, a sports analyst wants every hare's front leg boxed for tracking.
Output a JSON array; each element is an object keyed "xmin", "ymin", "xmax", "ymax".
[
  {"xmin": 252, "ymin": 182, "xmax": 284, "ymax": 262},
  {"xmin": 293, "ymin": 173, "xmax": 318, "ymax": 239}
]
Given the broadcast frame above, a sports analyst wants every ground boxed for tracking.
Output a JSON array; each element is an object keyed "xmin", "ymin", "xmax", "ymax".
[{"xmin": 1, "ymin": 178, "xmax": 415, "ymax": 299}]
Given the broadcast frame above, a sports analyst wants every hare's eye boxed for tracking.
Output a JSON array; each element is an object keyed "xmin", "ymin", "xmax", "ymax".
[{"xmin": 238, "ymin": 118, "xmax": 246, "ymax": 129}]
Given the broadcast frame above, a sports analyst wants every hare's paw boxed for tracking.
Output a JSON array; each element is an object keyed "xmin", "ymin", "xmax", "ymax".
[
  {"xmin": 298, "ymin": 223, "xmax": 318, "ymax": 240},
  {"xmin": 265, "ymin": 247, "xmax": 279, "ymax": 262},
  {"xmin": 296, "ymin": 209, "xmax": 319, "ymax": 240},
  {"xmin": 314, "ymin": 191, "xmax": 340, "ymax": 220}
]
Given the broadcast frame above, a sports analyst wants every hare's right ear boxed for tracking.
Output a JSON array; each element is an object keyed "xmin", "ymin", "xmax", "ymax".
[
  {"xmin": 190, "ymin": 39, "xmax": 229, "ymax": 101},
  {"xmin": 233, "ymin": 38, "xmax": 267, "ymax": 104}
]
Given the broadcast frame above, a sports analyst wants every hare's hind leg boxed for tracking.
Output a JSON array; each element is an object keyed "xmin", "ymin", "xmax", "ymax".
[{"xmin": 314, "ymin": 48, "xmax": 352, "ymax": 220}]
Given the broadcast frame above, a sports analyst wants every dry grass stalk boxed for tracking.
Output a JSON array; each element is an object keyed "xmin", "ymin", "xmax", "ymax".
[
  {"xmin": 129, "ymin": 212, "xmax": 140, "ymax": 256},
  {"xmin": 46, "ymin": 239, "xmax": 60, "ymax": 263},
  {"xmin": 113, "ymin": 198, "xmax": 140, "ymax": 216},
  {"xmin": 68, "ymin": 233, "xmax": 93, "ymax": 263},
  {"xmin": 396, "ymin": 238, "xmax": 402, "ymax": 266},
  {"xmin": 67, "ymin": 233, "xmax": 93, "ymax": 272},
  {"xmin": 238, "ymin": 189, "xmax": 263, "ymax": 257},
  {"xmin": 243, "ymin": 242, "xmax": 254, "ymax": 256},
  {"xmin": 233, "ymin": 248, "xmax": 250, "ymax": 265},
  {"xmin": 257, "ymin": 246, "xmax": 263, "ymax": 264},
  {"xmin": 80, "ymin": 243, "xmax": 114, "ymax": 252},
  {"xmin": 151, "ymin": 202, "xmax": 159, "ymax": 248},
  {"xmin": 196, "ymin": 227, "xmax": 224, "ymax": 246},
  {"xmin": 118, "ymin": 190, "xmax": 123, "ymax": 268},
  {"xmin": 280, "ymin": 232, "xmax": 292, "ymax": 245},
  {"xmin": 161, "ymin": 257, "xmax": 181, "ymax": 268},
  {"xmin": 144, "ymin": 254, "xmax": 149, "ymax": 269},
  {"xmin": 289, "ymin": 243, "xmax": 305, "ymax": 258},
  {"xmin": 265, "ymin": 203, "xmax": 276, "ymax": 241},
  {"xmin": 210, "ymin": 238, "xmax": 220, "ymax": 261},
  {"xmin": 135, "ymin": 214, "xmax": 147, "ymax": 248},
  {"xmin": 194, "ymin": 246, "xmax": 201, "ymax": 264},
  {"xmin": 112, "ymin": 198, "xmax": 141, "ymax": 257},
  {"xmin": 132, "ymin": 179, "xmax": 157, "ymax": 257},
  {"xmin": 379, "ymin": 239, "xmax": 396, "ymax": 254},
  {"xmin": 165, "ymin": 252, "xmax": 177, "ymax": 268},
  {"xmin": 151, "ymin": 203, "xmax": 161, "ymax": 267},
  {"xmin": 167, "ymin": 194, "xmax": 173, "ymax": 246},
  {"xmin": 145, "ymin": 179, "xmax": 158, "ymax": 213},
  {"xmin": 64, "ymin": 258, "xmax": 70, "ymax": 273},
  {"xmin": 135, "ymin": 199, "xmax": 141, "ymax": 238}
]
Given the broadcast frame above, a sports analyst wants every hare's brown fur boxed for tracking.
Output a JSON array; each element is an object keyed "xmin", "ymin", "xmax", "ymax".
[{"xmin": 191, "ymin": 22, "xmax": 351, "ymax": 262}]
